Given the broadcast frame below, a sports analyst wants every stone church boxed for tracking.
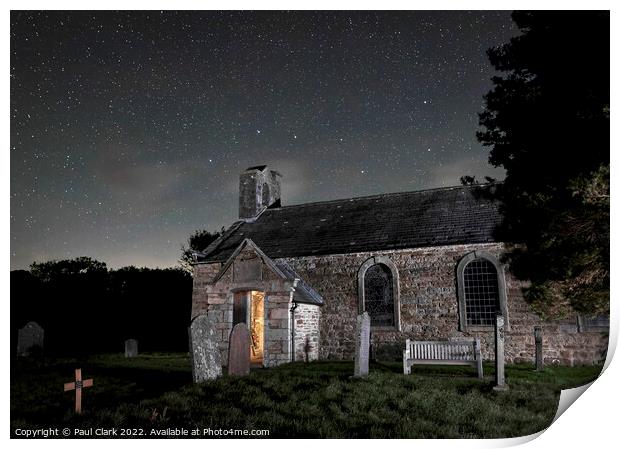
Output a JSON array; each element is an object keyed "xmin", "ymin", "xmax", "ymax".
[{"xmin": 191, "ymin": 165, "xmax": 608, "ymax": 368}]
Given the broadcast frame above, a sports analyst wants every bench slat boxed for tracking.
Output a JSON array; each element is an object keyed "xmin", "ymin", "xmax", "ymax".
[{"xmin": 411, "ymin": 360, "xmax": 476, "ymax": 366}]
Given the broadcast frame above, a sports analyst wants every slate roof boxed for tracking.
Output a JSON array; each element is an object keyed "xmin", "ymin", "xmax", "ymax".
[
  {"xmin": 196, "ymin": 184, "xmax": 502, "ymax": 263},
  {"xmin": 275, "ymin": 259, "xmax": 325, "ymax": 306}
]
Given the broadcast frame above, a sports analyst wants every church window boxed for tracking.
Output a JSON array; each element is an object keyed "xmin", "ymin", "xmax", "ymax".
[
  {"xmin": 358, "ymin": 257, "xmax": 400, "ymax": 329},
  {"xmin": 365, "ymin": 264, "xmax": 394, "ymax": 326},
  {"xmin": 463, "ymin": 259, "xmax": 499, "ymax": 326},
  {"xmin": 457, "ymin": 252, "xmax": 508, "ymax": 331}
]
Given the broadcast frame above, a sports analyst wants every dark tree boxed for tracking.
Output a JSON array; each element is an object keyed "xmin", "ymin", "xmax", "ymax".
[
  {"xmin": 179, "ymin": 228, "xmax": 222, "ymax": 271},
  {"xmin": 108, "ymin": 266, "xmax": 193, "ymax": 352},
  {"xmin": 478, "ymin": 11, "xmax": 609, "ymax": 317},
  {"xmin": 10, "ymin": 270, "xmax": 43, "ymax": 357},
  {"xmin": 27, "ymin": 257, "xmax": 109, "ymax": 354},
  {"xmin": 12, "ymin": 257, "xmax": 193, "ymax": 355},
  {"xmin": 30, "ymin": 256, "xmax": 107, "ymax": 281},
  {"xmin": 459, "ymin": 175, "xmax": 497, "ymax": 186}
]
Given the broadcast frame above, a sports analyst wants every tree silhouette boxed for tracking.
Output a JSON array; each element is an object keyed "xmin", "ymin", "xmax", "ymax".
[
  {"xmin": 12, "ymin": 257, "xmax": 192, "ymax": 355},
  {"xmin": 459, "ymin": 175, "xmax": 496, "ymax": 186},
  {"xmin": 30, "ymin": 256, "xmax": 107, "ymax": 281},
  {"xmin": 478, "ymin": 11, "xmax": 609, "ymax": 317},
  {"xmin": 179, "ymin": 228, "xmax": 222, "ymax": 271}
]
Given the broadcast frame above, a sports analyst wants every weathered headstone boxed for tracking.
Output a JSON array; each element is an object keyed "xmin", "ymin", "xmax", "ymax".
[
  {"xmin": 16, "ymin": 321, "xmax": 44, "ymax": 358},
  {"xmin": 354, "ymin": 312, "xmax": 371, "ymax": 377},
  {"xmin": 125, "ymin": 339, "xmax": 138, "ymax": 358},
  {"xmin": 493, "ymin": 314, "xmax": 509, "ymax": 391},
  {"xmin": 534, "ymin": 326, "xmax": 544, "ymax": 371},
  {"xmin": 189, "ymin": 314, "xmax": 222, "ymax": 382},
  {"xmin": 228, "ymin": 323, "xmax": 251, "ymax": 376}
]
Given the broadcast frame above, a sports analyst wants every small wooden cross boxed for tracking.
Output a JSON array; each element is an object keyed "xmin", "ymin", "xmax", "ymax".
[{"xmin": 64, "ymin": 368, "xmax": 93, "ymax": 414}]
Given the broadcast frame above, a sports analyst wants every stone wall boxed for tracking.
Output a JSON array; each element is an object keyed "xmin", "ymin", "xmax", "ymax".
[
  {"xmin": 280, "ymin": 242, "xmax": 608, "ymax": 366},
  {"xmin": 192, "ymin": 262, "xmax": 221, "ymax": 319},
  {"xmin": 193, "ymin": 242, "xmax": 607, "ymax": 367},
  {"xmin": 293, "ymin": 303, "xmax": 321, "ymax": 362},
  {"xmin": 264, "ymin": 291, "xmax": 292, "ymax": 367}
]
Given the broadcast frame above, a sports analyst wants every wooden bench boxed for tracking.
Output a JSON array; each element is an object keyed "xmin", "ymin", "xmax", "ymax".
[{"xmin": 403, "ymin": 338, "xmax": 483, "ymax": 379}]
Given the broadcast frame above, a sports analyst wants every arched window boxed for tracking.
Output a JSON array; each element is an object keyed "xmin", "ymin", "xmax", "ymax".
[
  {"xmin": 463, "ymin": 259, "xmax": 499, "ymax": 326},
  {"xmin": 457, "ymin": 252, "xmax": 508, "ymax": 331},
  {"xmin": 358, "ymin": 256, "xmax": 400, "ymax": 329},
  {"xmin": 365, "ymin": 264, "xmax": 394, "ymax": 326}
]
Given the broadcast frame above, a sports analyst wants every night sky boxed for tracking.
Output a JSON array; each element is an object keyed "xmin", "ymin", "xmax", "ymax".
[{"xmin": 11, "ymin": 11, "xmax": 518, "ymax": 270}]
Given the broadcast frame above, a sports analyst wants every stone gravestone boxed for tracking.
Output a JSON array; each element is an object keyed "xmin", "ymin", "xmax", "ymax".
[
  {"xmin": 189, "ymin": 314, "xmax": 222, "ymax": 383},
  {"xmin": 17, "ymin": 321, "xmax": 44, "ymax": 358},
  {"xmin": 125, "ymin": 339, "xmax": 138, "ymax": 358},
  {"xmin": 493, "ymin": 314, "xmax": 509, "ymax": 391},
  {"xmin": 534, "ymin": 326, "xmax": 544, "ymax": 371},
  {"xmin": 354, "ymin": 312, "xmax": 371, "ymax": 377},
  {"xmin": 228, "ymin": 323, "xmax": 251, "ymax": 376}
]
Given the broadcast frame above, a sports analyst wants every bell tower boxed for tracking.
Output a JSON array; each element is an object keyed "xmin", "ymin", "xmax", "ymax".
[{"xmin": 238, "ymin": 165, "xmax": 281, "ymax": 220}]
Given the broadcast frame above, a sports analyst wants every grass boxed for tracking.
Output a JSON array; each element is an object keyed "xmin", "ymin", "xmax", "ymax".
[{"xmin": 11, "ymin": 353, "xmax": 602, "ymax": 438}]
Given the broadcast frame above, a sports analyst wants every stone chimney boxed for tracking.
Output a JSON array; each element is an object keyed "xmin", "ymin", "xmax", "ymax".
[{"xmin": 239, "ymin": 165, "xmax": 282, "ymax": 220}]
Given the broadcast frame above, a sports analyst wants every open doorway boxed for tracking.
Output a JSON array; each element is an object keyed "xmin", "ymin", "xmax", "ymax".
[
  {"xmin": 249, "ymin": 291, "xmax": 264, "ymax": 364},
  {"xmin": 233, "ymin": 290, "xmax": 264, "ymax": 365}
]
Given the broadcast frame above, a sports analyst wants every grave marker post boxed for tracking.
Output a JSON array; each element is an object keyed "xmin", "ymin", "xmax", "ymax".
[
  {"xmin": 493, "ymin": 314, "xmax": 509, "ymax": 391},
  {"xmin": 534, "ymin": 326, "xmax": 544, "ymax": 371},
  {"xmin": 354, "ymin": 312, "xmax": 371, "ymax": 377}
]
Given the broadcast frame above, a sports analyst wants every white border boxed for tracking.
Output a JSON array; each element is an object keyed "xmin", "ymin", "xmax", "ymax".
[{"xmin": 4, "ymin": 2, "xmax": 617, "ymax": 448}]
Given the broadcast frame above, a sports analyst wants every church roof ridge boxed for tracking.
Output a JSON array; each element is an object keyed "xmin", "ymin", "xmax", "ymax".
[{"xmin": 269, "ymin": 182, "xmax": 499, "ymax": 211}]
